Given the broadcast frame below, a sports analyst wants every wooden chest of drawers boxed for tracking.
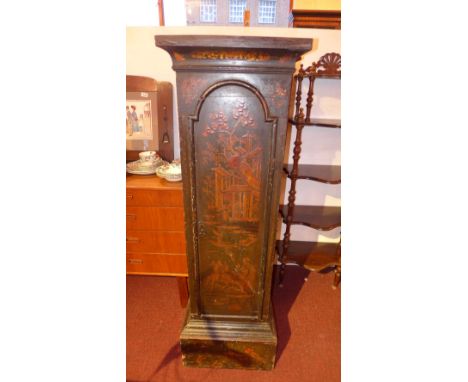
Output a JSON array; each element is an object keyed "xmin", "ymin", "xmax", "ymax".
[{"xmin": 126, "ymin": 174, "xmax": 187, "ymax": 276}]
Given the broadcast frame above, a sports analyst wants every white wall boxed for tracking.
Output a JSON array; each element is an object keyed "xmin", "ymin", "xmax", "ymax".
[
  {"xmin": 163, "ymin": 0, "xmax": 187, "ymax": 26},
  {"xmin": 126, "ymin": 26, "xmax": 341, "ymax": 242},
  {"xmin": 125, "ymin": 0, "xmax": 160, "ymax": 26}
]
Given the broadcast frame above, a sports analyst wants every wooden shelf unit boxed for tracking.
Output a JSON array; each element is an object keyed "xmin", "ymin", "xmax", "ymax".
[
  {"xmin": 279, "ymin": 205, "xmax": 341, "ymax": 230},
  {"xmin": 283, "ymin": 164, "xmax": 341, "ymax": 184},
  {"xmin": 287, "ymin": 117, "xmax": 341, "ymax": 128},
  {"xmin": 276, "ymin": 240, "xmax": 340, "ymax": 272},
  {"xmin": 279, "ymin": 52, "xmax": 341, "ymax": 288}
]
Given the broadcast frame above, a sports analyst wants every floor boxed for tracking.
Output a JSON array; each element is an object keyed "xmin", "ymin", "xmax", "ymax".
[{"xmin": 127, "ymin": 266, "xmax": 340, "ymax": 382}]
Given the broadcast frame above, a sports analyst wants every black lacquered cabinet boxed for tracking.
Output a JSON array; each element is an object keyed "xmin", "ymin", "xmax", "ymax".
[{"xmin": 155, "ymin": 35, "xmax": 311, "ymax": 370}]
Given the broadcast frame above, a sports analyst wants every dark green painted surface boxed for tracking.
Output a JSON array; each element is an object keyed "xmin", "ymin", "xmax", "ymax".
[{"xmin": 155, "ymin": 34, "xmax": 312, "ymax": 370}]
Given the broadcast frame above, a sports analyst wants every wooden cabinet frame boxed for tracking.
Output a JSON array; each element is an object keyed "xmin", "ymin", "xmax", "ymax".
[{"xmin": 155, "ymin": 34, "xmax": 311, "ymax": 370}]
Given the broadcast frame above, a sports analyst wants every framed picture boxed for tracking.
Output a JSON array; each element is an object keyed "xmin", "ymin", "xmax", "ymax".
[
  {"xmin": 126, "ymin": 75, "xmax": 174, "ymax": 162},
  {"xmin": 126, "ymin": 91, "xmax": 158, "ymax": 152}
]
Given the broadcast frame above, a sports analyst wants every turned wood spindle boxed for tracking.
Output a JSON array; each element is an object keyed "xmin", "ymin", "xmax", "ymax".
[
  {"xmin": 294, "ymin": 65, "xmax": 304, "ymax": 119},
  {"xmin": 279, "ymin": 107, "xmax": 305, "ymax": 286},
  {"xmin": 305, "ymin": 74, "xmax": 316, "ymax": 123}
]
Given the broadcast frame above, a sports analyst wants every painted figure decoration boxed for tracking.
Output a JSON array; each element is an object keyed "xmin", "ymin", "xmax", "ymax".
[
  {"xmin": 202, "ymin": 101, "xmax": 262, "ymax": 222},
  {"xmin": 196, "ymin": 97, "xmax": 266, "ymax": 316},
  {"xmin": 126, "ymin": 100, "xmax": 153, "ymax": 140},
  {"xmin": 154, "ymin": 33, "xmax": 313, "ymax": 371}
]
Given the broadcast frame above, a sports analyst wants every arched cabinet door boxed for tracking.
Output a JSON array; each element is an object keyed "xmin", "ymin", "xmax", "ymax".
[
  {"xmin": 190, "ymin": 80, "xmax": 277, "ymax": 320},
  {"xmin": 156, "ymin": 34, "xmax": 311, "ymax": 371}
]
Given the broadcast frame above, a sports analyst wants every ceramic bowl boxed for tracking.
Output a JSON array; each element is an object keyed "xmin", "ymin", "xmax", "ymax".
[
  {"xmin": 142, "ymin": 157, "xmax": 165, "ymax": 170},
  {"xmin": 164, "ymin": 172, "xmax": 182, "ymax": 182},
  {"xmin": 139, "ymin": 151, "xmax": 157, "ymax": 166},
  {"xmin": 156, "ymin": 164, "xmax": 169, "ymax": 178},
  {"xmin": 156, "ymin": 161, "xmax": 182, "ymax": 182}
]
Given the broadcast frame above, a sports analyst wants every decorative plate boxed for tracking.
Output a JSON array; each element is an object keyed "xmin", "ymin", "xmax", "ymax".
[{"xmin": 126, "ymin": 159, "xmax": 167, "ymax": 175}]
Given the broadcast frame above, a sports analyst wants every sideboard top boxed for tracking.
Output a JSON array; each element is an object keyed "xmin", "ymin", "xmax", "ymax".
[{"xmin": 126, "ymin": 174, "xmax": 183, "ymax": 190}]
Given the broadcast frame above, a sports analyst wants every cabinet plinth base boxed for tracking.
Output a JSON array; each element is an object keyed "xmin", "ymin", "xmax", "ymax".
[{"xmin": 180, "ymin": 307, "xmax": 277, "ymax": 370}]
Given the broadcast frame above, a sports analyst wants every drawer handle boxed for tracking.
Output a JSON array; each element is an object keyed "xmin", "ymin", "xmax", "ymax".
[
  {"xmin": 126, "ymin": 237, "xmax": 140, "ymax": 243},
  {"xmin": 126, "ymin": 214, "xmax": 136, "ymax": 220},
  {"xmin": 128, "ymin": 258, "xmax": 143, "ymax": 265},
  {"xmin": 127, "ymin": 194, "xmax": 133, "ymax": 200}
]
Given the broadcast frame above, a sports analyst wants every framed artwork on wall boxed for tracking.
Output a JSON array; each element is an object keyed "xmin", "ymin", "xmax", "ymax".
[
  {"xmin": 126, "ymin": 75, "xmax": 174, "ymax": 162},
  {"xmin": 126, "ymin": 91, "xmax": 158, "ymax": 146}
]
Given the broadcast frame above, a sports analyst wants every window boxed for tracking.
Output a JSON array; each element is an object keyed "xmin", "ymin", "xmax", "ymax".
[
  {"xmin": 258, "ymin": 0, "xmax": 276, "ymax": 24},
  {"xmin": 200, "ymin": 0, "xmax": 217, "ymax": 23},
  {"xmin": 229, "ymin": 0, "xmax": 247, "ymax": 23}
]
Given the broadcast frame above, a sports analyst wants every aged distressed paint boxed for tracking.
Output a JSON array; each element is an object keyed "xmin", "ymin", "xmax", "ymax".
[{"xmin": 155, "ymin": 35, "xmax": 312, "ymax": 370}]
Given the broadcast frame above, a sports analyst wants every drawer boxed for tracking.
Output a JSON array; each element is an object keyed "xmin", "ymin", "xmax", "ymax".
[
  {"xmin": 126, "ymin": 207, "xmax": 185, "ymax": 231},
  {"xmin": 126, "ymin": 252, "xmax": 188, "ymax": 276},
  {"xmin": 126, "ymin": 230, "xmax": 186, "ymax": 253},
  {"xmin": 126, "ymin": 188, "xmax": 183, "ymax": 207}
]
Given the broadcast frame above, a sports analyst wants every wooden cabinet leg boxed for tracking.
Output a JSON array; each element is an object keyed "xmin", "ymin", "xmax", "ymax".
[{"xmin": 176, "ymin": 276, "xmax": 189, "ymax": 308}]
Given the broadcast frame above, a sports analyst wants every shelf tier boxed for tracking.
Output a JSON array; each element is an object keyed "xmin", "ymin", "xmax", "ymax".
[
  {"xmin": 288, "ymin": 117, "xmax": 341, "ymax": 128},
  {"xmin": 279, "ymin": 205, "xmax": 341, "ymax": 230},
  {"xmin": 283, "ymin": 164, "xmax": 341, "ymax": 184},
  {"xmin": 276, "ymin": 240, "xmax": 340, "ymax": 272}
]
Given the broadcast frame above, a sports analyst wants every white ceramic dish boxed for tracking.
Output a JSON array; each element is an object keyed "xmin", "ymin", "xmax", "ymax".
[
  {"xmin": 164, "ymin": 173, "xmax": 182, "ymax": 182},
  {"xmin": 155, "ymin": 165, "xmax": 167, "ymax": 178},
  {"xmin": 156, "ymin": 162, "xmax": 182, "ymax": 182},
  {"xmin": 126, "ymin": 159, "xmax": 167, "ymax": 175},
  {"xmin": 139, "ymin": 150, "xmax": 157, "ymax": 162}
]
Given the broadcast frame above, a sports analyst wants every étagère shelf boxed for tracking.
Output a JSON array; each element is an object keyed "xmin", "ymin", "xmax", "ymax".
[
  {"xmin": 279, "ymin": 205, "xmax": 341, "ymax": 230},
  {"xmin": 279, "ymin": 52, "xmax": 341, "ymax": 288},
  {"xmin": 287, "ymin": 117, "xmax": 341, "ymax": 128},
  {"xmin": 283, "ymin": 164, "xmax": 341, "ymax": 184}
]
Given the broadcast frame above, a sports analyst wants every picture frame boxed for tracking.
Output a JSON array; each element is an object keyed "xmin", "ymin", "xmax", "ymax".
[
  {"xmin": 126, "ymin": 75, "xmax": 174, "ymax": 162},
  {"xmin": 126, "ymin": 91, "xmax": 158, "ymax": 146}
]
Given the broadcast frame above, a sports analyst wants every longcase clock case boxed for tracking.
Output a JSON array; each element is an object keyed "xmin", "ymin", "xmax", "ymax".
[{"xmin": 155, "ymin": 35, "xmax": 311, "ymax": 370}]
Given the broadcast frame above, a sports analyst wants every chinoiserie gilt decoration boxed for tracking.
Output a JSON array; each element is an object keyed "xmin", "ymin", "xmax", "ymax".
[{"xmin": 155, "ymin": 35, "xmax": 311, "ymax": 370}]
